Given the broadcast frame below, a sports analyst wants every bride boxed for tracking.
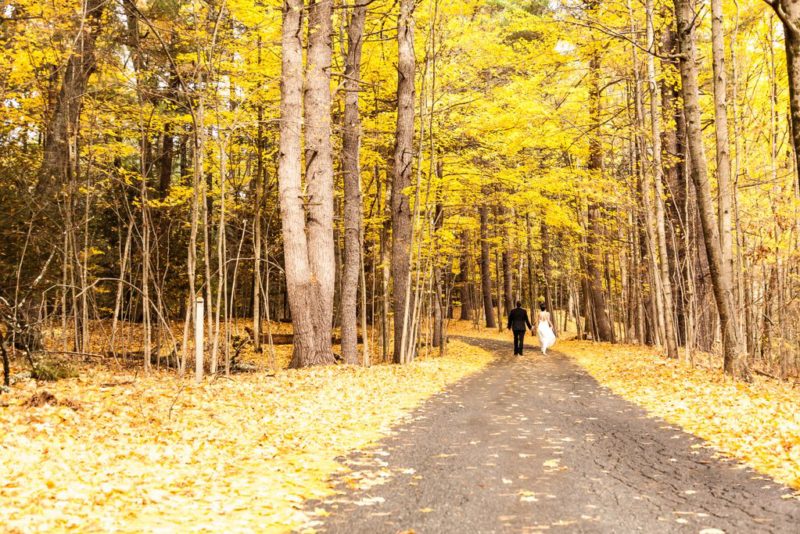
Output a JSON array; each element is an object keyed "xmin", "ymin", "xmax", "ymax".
[{"xmin": 536, "ymin": 303, "xmax": 556, "ymax": 355}]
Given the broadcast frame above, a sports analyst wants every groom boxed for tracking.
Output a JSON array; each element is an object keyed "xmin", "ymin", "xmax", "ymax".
[{"xmin": 507, "ymin": 301, "xmax": 532, "ymax": 356}]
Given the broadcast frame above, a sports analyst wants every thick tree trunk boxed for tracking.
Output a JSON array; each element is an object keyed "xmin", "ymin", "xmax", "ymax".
[
  {"xmin": 278, "ymin": 0, "xmax": 334, "ymax": 368},
  {"xmin": 341, "ymin": 2, "xmax": 367, "ymax": 365},
  {"xmin": 674, "ymin": 0, "xmax": 745, "ymax": 377},
  {"xmin": 479, "ymin": 205, "xmax": 496, "ymax": 328},
  {"xmin": 305, "ymin": 0, "xmax": 336, "ymax": 353},
  {"xmin": 391, "ymin": 0, "xmax": 416, "ymax": 363}
]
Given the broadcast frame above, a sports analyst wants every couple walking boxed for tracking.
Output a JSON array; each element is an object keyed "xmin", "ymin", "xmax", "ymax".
[{"xmin": 507, "ymin": 302, "xmax": 556, "ymax": 356}]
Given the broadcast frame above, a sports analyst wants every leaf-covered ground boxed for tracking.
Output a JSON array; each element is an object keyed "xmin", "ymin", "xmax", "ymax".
[
  {"xmin": 560, "ymin": 340, "xmax": 800, "ymax": 491},
  {"xmin": 0, "ymin": 339, "xmax": 493, "ymax": 532}
]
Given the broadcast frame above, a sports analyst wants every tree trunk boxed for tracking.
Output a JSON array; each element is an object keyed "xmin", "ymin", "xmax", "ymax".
[
  {"xmin": 766, "ymin": 1, "xmax": 800, "ymax": 193},
  {"xmin": 662, "ymin": 24, "xmax": 689, "ymax": 347},
  {"xmin": 158, "ymin": 123, "xmax": 174, "ymax": 197},
  {"xmin": 252, "ymin": 102, "xmax": 265, "ymax": 354},
  {"xmin": 38, "ymin": 0, "xmax": 105, "ymax": 195},
  {"xmin": 586, "ymin": 53, "xmax": 614, "ymax": 342},
  {"xmin": 494, "ymin": 247, "xmax": 503, "ymax": 332},
  {"xmin": 674, "ymin": 0, "xmax": 745, "ymax": 377},
  {"xmin": 479, "ymin": 205, "xmax": 496, "ymax": 328},
  {"xmin": 711, "ymin": 0, "xmax": 735, "ymax": 300},
  {"xmin": 458, "ymin": 231, "xmax": 473, "ymax": 321},
  {"xmin": 341, "ymin": 2, "xmax": 367, "ymax": 365},
  {"xmin": 278, "ymin": 0, "xmax": 334, "ymax": 368},
  {"xmin": 305, "ymin": 0, "xmax": 336, "ymax": 353},
  {"xmin": 646, "ymin": 0, "xmax": 678, "ymax": 359},
  {"xmin": 541, "ymin": 220, "xmax": 556, "ymax": 333},
  {"xmin": 379, "ymin": 164, "xmax": 391, "ymax": 362},
  {"xmin": 526, "ymin": 214, "xmax": 536, "ymax": 309},
  {"xmin": 391, "ymin": 0, "xmax": 416, "ymax": 364},
  {"xmin": 501, "ymin": 209, "xmax": 513, "ymax": 315},
  {"xmin": 502, "ymin": 247, "xmax": 513, "ymax": 314},
  {"xmin": 432, "ymin": 164, "xmax": 445, "ymax": 348}
]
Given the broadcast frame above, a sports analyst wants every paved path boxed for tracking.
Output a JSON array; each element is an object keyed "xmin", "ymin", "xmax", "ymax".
[{"xmin": 309, "ymin": 337, "xmax": 800, "ymax": 533}]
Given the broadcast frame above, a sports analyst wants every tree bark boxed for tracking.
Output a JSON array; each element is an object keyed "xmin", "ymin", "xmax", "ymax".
[
  {"xmin": 502, "ymin": 235, "xmax": 514, "ymax": 315},
  {"xmin": 525, "ymin": 214, "xmax": 536, "ymax": 309},
  {"xmin": 711, "ymin": 0, "xmax": 735, "ymax": 298},
  {"xmin": 158, "ymin": 123, "xmax": 174, "ymax": 197},
  {"xmin": 674, "ymin": 0, "xmax": 745, "ymax": 376},
  {"xmin": 341, "ymin": 2, "xmax": 367, "ymax": 365},
  {"xmin": 252, "ymin": 99, "xmax": 265, "ymax": 354},
  {"xmin": 458, "ymin": 231, "xmax": 474, "ymax": 321},
  {"xmin": 432, "ymin": 163, "xmax": 445, "ymax": 348},
  {"xmin": 662, "ymin": 24, "xmax": 689, "ymax": 348},
  {"xmin": 479, "ymin": 205, "xmax": 496, "ymax": 328},
  {"xmin": 541, "ymin": 220, "xmax": 556, "ymax": 333},
  {"xmin": 38, "ymin": 0, "xmax": 105, "ymax": 194},
  {"xmin": 765, "ymin": 0, "xmax": 800, "ymax": 193},
  {"xmin": 586, "ymin": 53, "xmax": 614, "ymax": 342},
  {"xmin": 305, "ymin": 0, "xmax": 336, "ymax": 353},
  {"xmin": 646, "ymin": 0, "xmax": 679, "ymax": 359},
  {"xmin": 278, "ymin": 0, "xmax": 334, "ymax": 368},
  {"xmin": 391, "ymin": 0, "xmax": 416, "ymax": 363}
]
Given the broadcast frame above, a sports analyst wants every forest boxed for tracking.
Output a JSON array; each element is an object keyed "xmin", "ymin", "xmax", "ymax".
[
  {"xmin": 1, "ymin": 0, "xmax": 799, "ymax": 378},
  {"xmin": 2, "ymin": 0, "xmax": 800, "ymax": 531}
]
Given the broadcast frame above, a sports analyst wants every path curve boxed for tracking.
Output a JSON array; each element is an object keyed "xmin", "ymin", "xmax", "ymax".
[{"xmin": 308, "ymin": 337, "xmax": 800, "ymax": 533}]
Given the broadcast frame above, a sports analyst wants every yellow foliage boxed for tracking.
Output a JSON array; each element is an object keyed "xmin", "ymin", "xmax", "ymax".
[{"xmin": 0, "ymin": 341, "xmax": 493, "ymax": 532}]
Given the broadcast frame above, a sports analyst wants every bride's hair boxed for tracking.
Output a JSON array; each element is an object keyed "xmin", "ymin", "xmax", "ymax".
[{"xmin": 539, "ymin": 303, "xmax": 546, "ymax": 311}]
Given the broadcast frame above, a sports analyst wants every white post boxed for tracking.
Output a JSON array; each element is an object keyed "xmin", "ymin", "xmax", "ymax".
[{"xmin": 195, "ymin": 296, "xmax": 204, "ymax": 383}]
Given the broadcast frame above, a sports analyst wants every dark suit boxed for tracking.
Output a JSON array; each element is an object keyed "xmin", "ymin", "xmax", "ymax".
[{"xmin": 507, "ymin": 307, "xmax": 532, "ymax": 355}]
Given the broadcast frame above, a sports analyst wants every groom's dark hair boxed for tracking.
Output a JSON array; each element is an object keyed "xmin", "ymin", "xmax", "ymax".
[{"xmin": 516, "ymin": 301, "xmax": 522, "ymax": 308}]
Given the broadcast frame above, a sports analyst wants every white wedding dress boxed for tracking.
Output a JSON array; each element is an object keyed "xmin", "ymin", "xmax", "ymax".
[{"xmin": 537, "ymin": 312, "xmax": 556, "ymax": 354}]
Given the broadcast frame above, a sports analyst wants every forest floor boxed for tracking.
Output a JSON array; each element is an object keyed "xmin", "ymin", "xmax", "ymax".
[
  {"xmin": 0, "ymin": 335, "xmax": 493, "ymax": 532},
  {"xmin": 3, "ymin": 322, "xmax": 800, "ymax": 532},
  {"xmin": 312, "ymin": 336, "xmax": 800, "ymax": 533}
]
